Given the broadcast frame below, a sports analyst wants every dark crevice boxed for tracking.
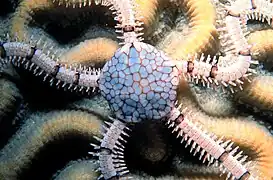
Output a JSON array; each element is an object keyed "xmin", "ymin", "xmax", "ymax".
[
  {"xmin": 19, "ymin": 133, "xmax": 93, "ymax": 180},
  {"xmin": 0, "ymin": 0, "xmax": 18, "ymax": 16},
  {"xmin": 124, "ymin": 120, "xmax": 176, "ymax": 176},
  {"xmin": 30, "ymin": 5, "xmax": 116, "ymax": 44}
]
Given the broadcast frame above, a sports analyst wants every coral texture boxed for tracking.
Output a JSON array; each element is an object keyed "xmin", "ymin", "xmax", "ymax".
[{"xmin": 0, "ymin": 0, "xmax": 272, "ymax": 179}]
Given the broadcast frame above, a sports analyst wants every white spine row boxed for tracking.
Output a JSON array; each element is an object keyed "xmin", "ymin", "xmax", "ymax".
[
  {"xmin": 0, "ymin": 41, "xmax": 101, "ymax": 94},
  {"xmin": 90, "ymin": 118, "xmax": 131, "ymax": 180},
  {"xmin": 52, "ymin": 0, "xmax": 105, "ymax": 8},
  {"xmin": 220, "ymin": 16, "xmax": 249, "ymax": 54},
  {"xmin": 226, "ymin": 0, "xmax": 273, "ymax": 26},
  {"xmin": 167, "ymin": 106, "xmax": 256, "ymax": 180},
  {"xmin": 108, "ymin": 0, "xmax": 144, "ymax": 44},
  {"xmin": 175, "ymin": 5, "xmax": 257, "ymax": 93}
]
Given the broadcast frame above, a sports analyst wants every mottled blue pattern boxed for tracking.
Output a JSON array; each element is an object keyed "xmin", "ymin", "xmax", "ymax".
[{"xmin": 99, "ymin": 42, "xmax": 180, "ymax": 122}]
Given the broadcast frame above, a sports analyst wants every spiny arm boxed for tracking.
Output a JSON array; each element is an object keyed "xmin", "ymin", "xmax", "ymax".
[
  {"xmin": 0, "ymin": 40, "xmax": 100, "ymax": 95},
  {"xmin": 166, "ymin": 106, "xmax": 256, "ymax": 180},
  {"xmin": 175, "ymin": 9, "xmax": 258, "ymax": 93},
  {"xmin": 107, "ymin": 0, "xmax": 144, "ymax": 44}
]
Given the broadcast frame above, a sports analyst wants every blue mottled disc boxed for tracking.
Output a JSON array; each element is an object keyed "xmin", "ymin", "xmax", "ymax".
[{"xmin": 99, "ymin": 42, "xmax": 180, "ymax": 122}]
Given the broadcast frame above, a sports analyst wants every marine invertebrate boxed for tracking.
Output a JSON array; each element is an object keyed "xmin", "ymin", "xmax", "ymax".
[
  {"xmin": 0, "ymin": 110, "xmax": 103, "ymax": 179},
  {"xmin": 0, "ymin": 78, "xmax": 23, "ymax": 150},
  {"xmin": 134, "ymin": 0, "xmax": 162, "ymax": 36},
  {"xmin": 58, "ymin": 38, "xmax": 119, "ymax": 67},
  {"xmin": 221, "ymin": 0, "xmax": 273, "ymax": 113},
  {"xmin": 11, "ymin": 0, "xmax": 111, "ymax": 41},
  {"xmin": 224, "ymin": 0, "xmax": 273, "ymax": 68},
  {"xmin": 10, "ymin": 0, "xmax": 55, "ymax": 41},
  {"xmin": 234, "ymin": 75, "xmax": 273, "ymax": 112},
  {"xmin": 99, "ymin": 42, "xmax": 180, "ymax": 122},
  {"xmin": 0, "ymin": 0, "xmax": 272, "ymax": 179},
  {"xmin": 0, "ymin": 1, "xmax": 259, "ymax": 180},
  {"xmin": 247, "ymin": 30, "xmax": 273, "ymax": 69},
  {"xmin": 13, "ymin": 0, "xmax": 220, "ymax": 69},
  {"xmin": 0, "ymin": 76, "xmax": 22, "ymax": 122},
  {"xmin": 10, "ymin": 0, "xmax": 118, "ymax": 60},
  {"xmin": 176, "ymin": 79, "xmax": 273, "ymax": 179},
  {"xmin": 191, "ymin": 86, "xmax": 236, "ymax": 116},
  {"xmin": 0, "ymin": 63, "xmax": 26, "ymax": 148},
  {"xmin": 0, "ymin": 38, "xmax": 102, "ymax": 95},
  {"xmin": 87, "ymin": 1, "xmax": 258, "ymax": 179},
  {"xmin": 161, "ymin": 0, "xmax": 219, "ymax": 60},
  {"xmin": 90, "ymin": 118, "xmax": 131, "ymax": 179},
  {"xmin": 53, "ymin": 160, "xmax": 98, "ymax": 180}
]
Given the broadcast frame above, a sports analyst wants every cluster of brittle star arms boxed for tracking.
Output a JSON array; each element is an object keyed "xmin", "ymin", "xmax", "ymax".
[{"xmin": 0, "ymin": 0, "xmax": 273, "ymax": 179}]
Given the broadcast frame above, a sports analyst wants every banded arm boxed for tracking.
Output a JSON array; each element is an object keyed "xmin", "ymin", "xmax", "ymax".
[
  {"xmin": 0, "ymin": 41, "xmax": 101, "ymax": 95},
  {"xmin": 174, "ymin": 10, "xmax": 258, "ymax": 93},
  {"xmin": 90, "ymin": 118, "xmax": 131, "ymax": 180},
  {"xmin": 108, "ymin": 0, "xmax": 144, "ymax": 44},
  {"xmin": 166, "ymin": 106, "xmax": 256, "ymax": 180}
]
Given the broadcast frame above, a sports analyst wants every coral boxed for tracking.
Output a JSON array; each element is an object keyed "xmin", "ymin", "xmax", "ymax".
[
  {"xmin": 11, "ymin": 0, "xmax": 109, "ymax": 41},
  {"xmin": 0, "ymin": 78, "xmax": 22, "ymax": 122},
  {"xmin": 248, "ymin": 30, "xmax": 273, "ymax": 69},
  {"xmin": 10, "ymin": 0, "xmax": 55, "ymax": 41},
  {"xmin": 58, "ymin": 38, "xmax": 119, "ymax": 67},
  {"xmin": 53, "ymin": 160, "xmax": 98, "ymax": 180},
  {"xmin": 162, "ymin": 0, "xmax": 219, "ymax": 60},
  {"xmin": 0, "ymin": 0, "xmax": 272, "ymax": 179},
  {"xmin": 0, "ymin": 74, "xmax": 24, "ymax": 150},
  {"xmin": 0, "ymin": 110, "xmax": 102, "ymax": 179},
  {"xmin": 234, "ymin": 75, "xmax": 273, "ymax": 112},
  {"xmin": 191, "ymin": 86, "xmax": 236, "ymax": 116},
  {"xmin": 173, "ymin": 161, "xmax": 225, "ymax": 179},
  {"xmin": 134, "ymin": 0, "xmax": 163, "ymax": 36}
]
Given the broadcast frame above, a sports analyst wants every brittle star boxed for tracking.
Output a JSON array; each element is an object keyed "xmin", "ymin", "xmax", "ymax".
[{"xmin": 0, "ymin": 0, "xmax": 259, "ymax": 179}]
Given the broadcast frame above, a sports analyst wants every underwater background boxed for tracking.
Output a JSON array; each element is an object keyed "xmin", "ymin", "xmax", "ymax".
[{"xmin": 0, "ymin": 0, "xmax": 272, "ymax": 179}]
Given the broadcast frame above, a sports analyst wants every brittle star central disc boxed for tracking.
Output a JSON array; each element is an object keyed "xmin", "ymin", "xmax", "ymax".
[{"xmin": 99, "ymin": 42, "xmax": 180, "ymax": 122}]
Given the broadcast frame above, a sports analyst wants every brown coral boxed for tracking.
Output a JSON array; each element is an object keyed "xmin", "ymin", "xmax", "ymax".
[
  {"xmin": 58, "ymin": 38, "xmax": 119, "ymax": 67},
  {"xmin": 234, "ymin": 75, "xmax": 273, "ymax": 112},
  {"xmin": 162, "ymin": 0, "xmax": 219, "ymax": 60},
  {"xmin": 248, "ymin": 29, "xmax": 273, "ymax": 69}
]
